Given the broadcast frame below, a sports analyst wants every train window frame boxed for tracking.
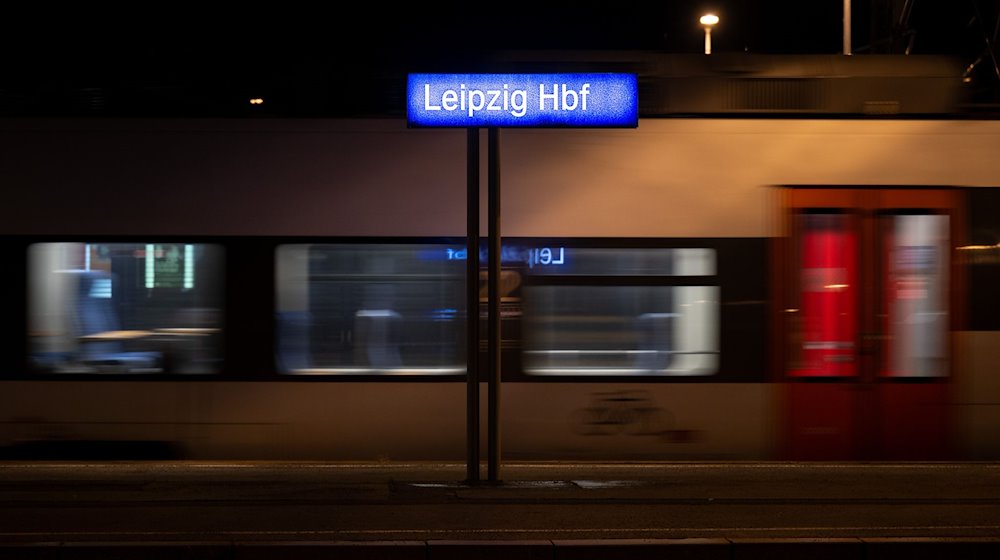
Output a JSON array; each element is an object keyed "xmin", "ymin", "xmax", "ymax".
[
  {"xmin": 268, "ymin": 236, "xmax": 768, "ymax": 383},
  {"xmin": 274, "ymin": 239, "xmax": 470, "ymax": 378},
  {"xmin": 15, "ymin": 236, "xmax": 229, "ymax": 380},
  {"xmin": 497, "ymin": 237, "xmax": 769, "ymax": 384},
  {"xmin": 517, "ymin": 248, "xmax": 719, "ymax": 378},
  {"xmin": 0, "ymin": 235, "xmax": 770, "ymax": 384}
]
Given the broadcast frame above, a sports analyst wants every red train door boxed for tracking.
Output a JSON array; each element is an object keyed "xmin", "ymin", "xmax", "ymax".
[{"xmin": 777, "ymin": 187, "xmax": 964, "ymax": 460}]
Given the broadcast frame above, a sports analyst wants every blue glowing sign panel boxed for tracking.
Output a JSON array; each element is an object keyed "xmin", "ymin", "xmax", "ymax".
[{"xmin": 407, "ymin": 73, "xmax": 638, "ymax": 128}]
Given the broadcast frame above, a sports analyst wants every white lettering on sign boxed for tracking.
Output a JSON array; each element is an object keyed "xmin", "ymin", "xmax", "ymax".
[
  {"xmin": 538, "ymin": 83, "xmax": 590, "ymax": 111},
  {"xmin": 424, "ymin": 83, "xmax": 529, "ymax": 118},
  {"xmin": 423, "ymin": 83, "xmax": 593, "ymax": 118}
]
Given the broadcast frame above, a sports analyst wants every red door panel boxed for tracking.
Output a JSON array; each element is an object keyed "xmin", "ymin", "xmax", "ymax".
[{"xmin": 793, "ymin": 215, "xmax": 858, "ymax": 377}]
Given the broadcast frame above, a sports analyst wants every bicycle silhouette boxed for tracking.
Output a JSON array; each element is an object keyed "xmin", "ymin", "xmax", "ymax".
[{"xmin": 571, "ymin": 390, "xmax": 674, "ymax": 437}]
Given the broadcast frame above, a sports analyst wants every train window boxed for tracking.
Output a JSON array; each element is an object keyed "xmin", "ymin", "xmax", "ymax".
[
  {"xmin": 879, "ymin": 214, "xmax": 949, "ymax": 378},
  {"xmin": 275, "ymin": 243, "xmax": 466, "ymax": 375},
  {"xmin": 787, "ymin": 213, "xmax": 859, "ymax": 377},
  {"xmin": 28, "ymin": 242, "xmax": 224, "ymax": 374},
  {"xmin": 521, "ymin": 247, "xmax": 718, "ymax": 376}
]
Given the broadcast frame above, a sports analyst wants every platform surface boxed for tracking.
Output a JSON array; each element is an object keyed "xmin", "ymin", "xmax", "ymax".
[{"xmin": 2, "ymin": 460, "xmax": 999, "ymax": 558}]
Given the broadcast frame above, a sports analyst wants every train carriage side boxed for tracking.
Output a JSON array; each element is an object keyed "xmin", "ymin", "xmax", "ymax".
[{"xmin": 1, "ymin": 116, "xmax": 1000, "ymax": 461}]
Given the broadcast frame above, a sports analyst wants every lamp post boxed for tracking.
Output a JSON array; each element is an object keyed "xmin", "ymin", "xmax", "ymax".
[
  {"xmin": 843, "ymin": 0, "xmax": 851, "ymax": 55},
  {"xmin": 700, "ymin": 14, "xmax": 719, "ymax": 55}
]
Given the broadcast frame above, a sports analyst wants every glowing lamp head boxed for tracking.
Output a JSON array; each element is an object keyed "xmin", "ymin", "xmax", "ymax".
[{"xmin": 700, "ymin": 14, "xmax": 719, "ymax": 27}]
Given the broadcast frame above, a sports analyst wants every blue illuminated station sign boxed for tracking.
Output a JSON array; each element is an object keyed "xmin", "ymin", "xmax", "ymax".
[{"xmin": 407, "ymin": 73, "xmax": 638, "ymax": 128}]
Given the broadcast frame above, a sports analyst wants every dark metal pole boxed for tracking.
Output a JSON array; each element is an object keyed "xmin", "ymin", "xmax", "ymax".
[
  {"xmin": 466, "ymin": 127, "xmax": 480, "ymax": 485},
  {"xmin": 487, "ymin": 127, "xmax": 502, "ymax": 483}
]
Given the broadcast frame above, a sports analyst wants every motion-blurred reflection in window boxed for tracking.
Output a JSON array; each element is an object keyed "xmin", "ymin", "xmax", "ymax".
[
  {"xmin": 881, "ymin": 214, "xmax": 949, "ymax": 378},
  {"xmin": 28, "ymin": 243, "xmax": 224, "ymax": 374},
  {"xmin": 522, "ymin": 248, "xmax": 718, "ymax": 376},
  {"xmin": 276, "ymin": 244, "xmax": 465, "ymax": 375}
]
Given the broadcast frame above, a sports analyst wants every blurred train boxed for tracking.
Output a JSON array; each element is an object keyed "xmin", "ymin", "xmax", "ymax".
[{"xmin": 2, "ymin": 53, "xmax": 1000, "ymax": 462}]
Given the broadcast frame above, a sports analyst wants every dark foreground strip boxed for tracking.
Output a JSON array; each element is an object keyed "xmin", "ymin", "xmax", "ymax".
[{"xmin": 2, "ymin": 538, "xmax": 1000, "ymax": 559}]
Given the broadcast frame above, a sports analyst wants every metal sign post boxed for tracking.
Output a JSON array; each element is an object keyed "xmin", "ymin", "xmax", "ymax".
[
  {"xmin": 466, "ymin": 128, "xmax": 480, "ymax": 484},
  {"xmin": 487, "ymin": 127, "xmax": 501, "ymax": 483},
  {"xmin": 408, "ymin": 72, "xmax": 638, "ymax": 485}
]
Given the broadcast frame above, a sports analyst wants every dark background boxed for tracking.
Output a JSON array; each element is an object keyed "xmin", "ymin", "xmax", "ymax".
[{"xmin": 1, "ymin": 1, "xmax": 997, "ymax": 117}]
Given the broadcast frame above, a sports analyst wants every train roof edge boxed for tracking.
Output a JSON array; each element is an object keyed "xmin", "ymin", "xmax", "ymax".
[{"xmin": 483, "ymin": 51, "xmax": 971, "ymax": 118}]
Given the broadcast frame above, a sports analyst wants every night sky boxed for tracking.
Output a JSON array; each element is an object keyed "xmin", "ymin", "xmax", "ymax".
[{"xmin": 0, "ymin": 1, "xmax": 995, "ymax": 116}]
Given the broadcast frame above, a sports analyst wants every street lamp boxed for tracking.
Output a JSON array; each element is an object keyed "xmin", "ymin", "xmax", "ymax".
[{"xmin": 700, "ymin": 14, "xmax": 719, "ymax": 55}]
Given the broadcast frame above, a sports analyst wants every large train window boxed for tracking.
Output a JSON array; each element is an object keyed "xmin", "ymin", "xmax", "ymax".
[
  {"xmin": 521, "ymin": 247, "xmax": 719, "ymax": 376},
  {"xmin": 275, "ymin": 243, "xmax": 466, "ymax": 375},
  {"xmin": 28, "ymin": 242, "xmax": 224, "ymax": 374}
]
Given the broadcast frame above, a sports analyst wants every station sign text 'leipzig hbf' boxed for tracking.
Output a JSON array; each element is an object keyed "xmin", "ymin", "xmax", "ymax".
[{"xmin": 407, "ymin": 73, "xmax": 638, "ymax": 128}]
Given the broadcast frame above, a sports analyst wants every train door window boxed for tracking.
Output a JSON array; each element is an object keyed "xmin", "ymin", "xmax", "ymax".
[
  {"xmin": 521, "ymin": 247, "xmax": 718, "ymax": 376},
  {"xmin": 787, "ymin": 212, "xmax": 859, "ymax": 377},
  {"xmin": 28, "ymin": 242, "xmax": 224, "ymax": 374},
  {"xmin": 880, "ymin": 214, "xmax": 950, "ymax": 378},
  {"xmin": 275, "ymin": 243, "xmax": 465, "ymax": 375}
]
